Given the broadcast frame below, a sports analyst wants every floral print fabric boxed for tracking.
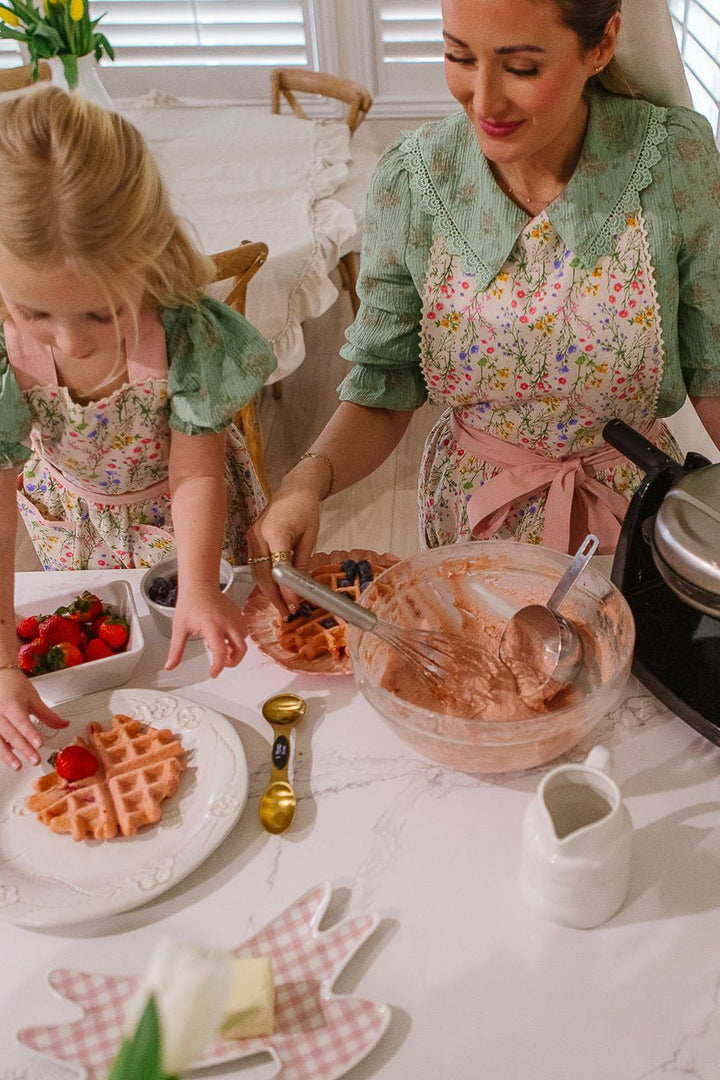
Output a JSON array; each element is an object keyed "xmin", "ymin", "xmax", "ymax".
[
  {"xmin": 418, "ymin": 212, "xmax": 680, "ymax": 548},
  {"xmin": 17, "ymin": 380, "xmax": 264, "ymax": 570}
]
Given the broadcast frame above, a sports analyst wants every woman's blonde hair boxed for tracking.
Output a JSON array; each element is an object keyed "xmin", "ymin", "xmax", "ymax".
[{"xmin": 0, "ymin": 85, "xmax": 214, "ymax": 311}]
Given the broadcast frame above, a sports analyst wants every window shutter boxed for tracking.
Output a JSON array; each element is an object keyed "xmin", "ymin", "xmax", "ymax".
[
  {"xmin": 88, "ymin": 0, "xmax": 308, "ymax": 67},
  {"xmin": 669, "ymin": 0, "xmax": 720, "ymax": 138},
  {"xmin": 372, "ymin": 0, "xmax": 447, "ymax": 102}
]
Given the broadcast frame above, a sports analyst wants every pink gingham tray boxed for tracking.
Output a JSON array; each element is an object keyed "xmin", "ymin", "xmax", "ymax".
[{"xmin": 16, "ymin": 882, "xmax": 391, "ymax": 1080}]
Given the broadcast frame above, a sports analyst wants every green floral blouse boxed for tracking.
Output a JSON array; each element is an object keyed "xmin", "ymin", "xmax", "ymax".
[
  {"xmin": 0, "ymin": 296, "xmax": 277, "ymax": 469},
  {"xmin": 339, "ymin": 92, "xmax": 720, "ymax": 417}
]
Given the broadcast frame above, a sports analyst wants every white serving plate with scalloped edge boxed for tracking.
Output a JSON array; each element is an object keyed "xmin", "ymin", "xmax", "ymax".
[{"xmin": 0, "ymin": 687, "xmax": 248, "ymax": 928}]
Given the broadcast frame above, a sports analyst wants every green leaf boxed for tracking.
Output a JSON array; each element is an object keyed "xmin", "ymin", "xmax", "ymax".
[{"xmin": 107, "ymin": 996, "xmax": 164, "ymax": 1080}]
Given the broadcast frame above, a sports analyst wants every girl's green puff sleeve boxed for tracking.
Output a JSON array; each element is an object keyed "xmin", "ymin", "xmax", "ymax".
[
  {"xmin": 337, "ymin": 141, "xmax": 429, "ymax": 412},
  {"xmin": 162, "ymin": 297, "xmax": 278, "ymax": 435},
  {"xmin": 667, "ymin": 108, "xmax": 720, "ymax": 401},
  {"xmin": 0, "ymin": 329, "xmax": 33, "ymax": 471}
]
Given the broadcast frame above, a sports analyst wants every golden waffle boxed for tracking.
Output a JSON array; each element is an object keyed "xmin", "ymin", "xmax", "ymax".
[
  {"xmin": 27, "ymin": 715, "xmax": 185, "ymax": 842},
  {"xmin": 277, "ymin": 561, "xmax": 378, "ymax": 662}
]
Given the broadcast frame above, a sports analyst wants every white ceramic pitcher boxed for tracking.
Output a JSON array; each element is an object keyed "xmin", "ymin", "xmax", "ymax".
[{"xmin": 520, "ymin": 746, "xmax": 633, "ymax": 929}]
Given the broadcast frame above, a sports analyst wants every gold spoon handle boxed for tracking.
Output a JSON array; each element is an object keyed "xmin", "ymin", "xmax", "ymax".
[{"xmin": 267, "ymin": 721, "xmax": 296, "ymax": 786}]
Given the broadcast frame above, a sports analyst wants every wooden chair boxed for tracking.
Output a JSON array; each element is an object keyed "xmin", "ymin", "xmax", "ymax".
[
  {"xmin": 0, "ymin": 61, "xmax": 51, "ymax": 93},
  {"xmin": 270, "ymin": 68, "xmax": 375, "ymax": 317},
  {"xmin": 211, "ymin": 241, "xmax": 272, "ymax": 497},
  {"xmin": 271, "ymin": 68, "xmax": 372, "ymax": 134}
]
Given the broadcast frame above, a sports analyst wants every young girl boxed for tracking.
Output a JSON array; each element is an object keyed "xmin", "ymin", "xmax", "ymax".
[{"xmin": 0, "ymin": 85, "xmax": 277, "ymax": 771}]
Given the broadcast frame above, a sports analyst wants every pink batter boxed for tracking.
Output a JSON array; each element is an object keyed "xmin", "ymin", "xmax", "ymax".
[{"xmin": 371, "ymin": 561, "xmax": 592, "ymax": 722}]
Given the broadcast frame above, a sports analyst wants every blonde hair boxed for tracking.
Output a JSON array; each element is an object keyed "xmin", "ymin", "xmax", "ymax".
[{"xmin": 0, "ymin": 85, "xmax": 214, "ymax": 312}]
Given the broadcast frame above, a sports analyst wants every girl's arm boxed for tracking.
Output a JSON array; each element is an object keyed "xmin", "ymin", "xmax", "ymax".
[
  {"xmin": 0, "ymin": 468, "xmax": 68, "ymax": 770},
  {"xmin": 247, "ymin": 402, "xmax": 414, "ymax": 608},
  {"xmin": 165, "ymin": 428, "xmax": 247, "ymax": 676},
  {"xmin": 690, "ymin": 396, "xmax": 720, "ymax": 451}
]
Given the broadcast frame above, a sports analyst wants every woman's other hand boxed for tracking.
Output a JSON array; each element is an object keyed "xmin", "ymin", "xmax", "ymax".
[
  {"xmin": 0, "ymin": 668, "xmax": 69, "ymax": 771},
  {"xmin": 246, "ymin": 474, "xmax": 323, "ymax": 614}
]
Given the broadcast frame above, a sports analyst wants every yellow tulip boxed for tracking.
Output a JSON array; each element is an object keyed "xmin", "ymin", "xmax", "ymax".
[
  {"xmin": 70, "ymin": 0, "xmax": 84, "ymax": 19},
  {"xmin": 0, "ymin": 6, "xmax": 19, "ymax": 25}
]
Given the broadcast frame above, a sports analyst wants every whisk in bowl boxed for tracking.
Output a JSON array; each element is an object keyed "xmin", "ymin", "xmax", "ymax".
[{"xmin": 272, "ymin": 562, "xmax": 493, "ymax": 692}]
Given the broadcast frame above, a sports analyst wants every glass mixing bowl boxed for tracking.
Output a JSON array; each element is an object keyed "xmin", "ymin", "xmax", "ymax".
[{"xmin": 347, "ymin": 542, "xmax": 635, "ymax": 774}]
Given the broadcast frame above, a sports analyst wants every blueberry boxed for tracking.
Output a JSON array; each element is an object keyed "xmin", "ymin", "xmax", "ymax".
[
  {"xmin": 321, "ymin": 617, "xmax": 338, "ymax": 629},
  {"xmin": 297, "ymin": 601, "xmax": 315, "ymax": 618},
  {"xmin": 341, "ymin": 559, "xmax": 358, "ymax": 581},
  {"xmin": 356, "ymin": 560, "xmax": 373, "ymax": 580}
]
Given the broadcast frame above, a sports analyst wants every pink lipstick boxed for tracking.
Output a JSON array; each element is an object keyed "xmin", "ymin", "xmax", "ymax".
[{"xmin": 478, "ymin": 119, "xmax": 524, "ymax": 138}]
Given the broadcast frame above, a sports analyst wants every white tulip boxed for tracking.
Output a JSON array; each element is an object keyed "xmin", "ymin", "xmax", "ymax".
[{"xmin": 124, "ymin": 937, "xmax": 233, "ymax": 1074}]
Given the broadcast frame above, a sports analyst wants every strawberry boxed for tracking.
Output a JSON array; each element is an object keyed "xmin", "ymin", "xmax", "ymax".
[
  {"xmin": 18, "ymin": 639, "xmax": 48, "ymax": 675},
  {"xmin": 54, "ymin": 745, "xmax": 100, "ymax": 782},
  {"xmin": 84, "ymin": 637, "xmax": 115, "ymax": 662},
  {"xmin": 59, "ymin": 591, "xmax": 103, "ymax": 623},
  {"xmin": 39, "ymin": 614, "xmax": 85, "ymax": 649},
  {"xmin": 96, "ymin": 614, "xmax": 129, "ymax": 651},
  {"xmin": 45, "ymin": 642, "xmax": 84, "ymax": 670},
  {"xmin": 16, "ymin": 615, "xmax": 41, "ymax": 641}
]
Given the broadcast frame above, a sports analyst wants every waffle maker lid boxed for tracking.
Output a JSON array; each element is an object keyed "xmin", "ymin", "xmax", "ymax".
[{"xmin": 653, "ymin": 466, "xmax": 720, "ymax": 614}]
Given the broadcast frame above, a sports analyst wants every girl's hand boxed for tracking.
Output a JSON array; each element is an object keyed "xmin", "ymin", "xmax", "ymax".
[
  {"xmin": 164, "ymin": 586, "xmax": 247, "ymax": 678},
  {"xmin": 246, "ymin": 482, "xmax": 322, "ymax": 613},
  {"xmin": 0, "ymin": 669, "xmax": 69, "ymax": 771}
]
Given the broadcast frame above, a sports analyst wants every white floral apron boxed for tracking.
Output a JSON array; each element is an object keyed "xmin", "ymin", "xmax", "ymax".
[
  {"xmin": 419, "ymin": 209, "xmax": 682, "ymax": 555},
  {"xmin": 7, "ymin": 312, "xmax": 265, "ymax": 570}
]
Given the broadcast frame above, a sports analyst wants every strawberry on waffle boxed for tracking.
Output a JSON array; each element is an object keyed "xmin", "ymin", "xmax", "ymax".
[
  {"xmin": 277, "ymin": 558, "xmax": 378, "ymax": 662},
  {"xmin": 27, "ymin": 714, "xmax": 186, "ymax": 842}
]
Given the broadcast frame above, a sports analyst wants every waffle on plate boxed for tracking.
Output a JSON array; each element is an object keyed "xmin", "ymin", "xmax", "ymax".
[
  {"xmin": 245, "ymin": 549, "xmax": 399, "ymax": 675},
  {"xmin": 27, "ymin": 714, "xmax": 186, "ymax": 842}
]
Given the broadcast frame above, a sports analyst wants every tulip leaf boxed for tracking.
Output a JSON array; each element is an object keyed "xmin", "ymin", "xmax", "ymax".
[{"xmin": 107, "ymin": 996, "xmax": 164, "ymax": 1080}]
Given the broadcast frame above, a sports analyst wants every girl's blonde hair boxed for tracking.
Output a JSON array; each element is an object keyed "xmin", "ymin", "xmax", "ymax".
[{"xmin": 0, "ymin": 85, "xmax": 214, "ymax": 310}]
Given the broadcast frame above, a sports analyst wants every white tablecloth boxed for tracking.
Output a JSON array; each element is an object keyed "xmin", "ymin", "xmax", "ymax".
[
  {"xmin": 118, "ymin": 94, "xmax": 357, "ymax": 381},
  {"xmin": 3, "ymin": 570, "xmax": 720, "ymax": 1080}
]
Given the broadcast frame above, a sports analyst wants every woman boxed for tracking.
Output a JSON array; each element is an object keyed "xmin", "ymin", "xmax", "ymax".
[{"xmin": 249, "ymin": 0, "xmax": 720, "ymax": 604}]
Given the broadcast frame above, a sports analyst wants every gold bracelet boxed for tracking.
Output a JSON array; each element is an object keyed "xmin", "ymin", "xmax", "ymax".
[
  {"xmin": 0, "ymin": 662, "xmax": 20, "ymax": 672},
  {"xmin": 298, "ymin": 451, "xmax": 335, "ymax": 499}
]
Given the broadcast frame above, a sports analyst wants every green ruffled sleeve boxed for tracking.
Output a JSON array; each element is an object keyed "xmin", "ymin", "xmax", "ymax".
[
  {"xmin": 668, "ymin": 108, "xmax": 720, "ymax": 398},
  {"xmin": 163, "ymin": 297, "xmax": 278, "ymax": 435},
  {"xmin": 0, "ymin": 327, "xmax": 33, "ymax": 470},
  {"xmin": 338, "ymin": 139, "xmax": 428, "ymax": 411}
]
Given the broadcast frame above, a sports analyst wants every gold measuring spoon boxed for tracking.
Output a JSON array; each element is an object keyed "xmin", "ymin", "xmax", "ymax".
[{"xmin": 257, "ymin": 693, "xmax": 306, "ymax": 834}]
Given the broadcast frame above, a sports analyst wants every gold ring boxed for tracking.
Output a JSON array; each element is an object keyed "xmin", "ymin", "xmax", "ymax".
[
  {"xmin": 247, "ymin": 554, "xmax": 272, "ymax": 565},
  {"xmin": 270, "ymin": 549, "xmax": 294, "ymax": 565}
]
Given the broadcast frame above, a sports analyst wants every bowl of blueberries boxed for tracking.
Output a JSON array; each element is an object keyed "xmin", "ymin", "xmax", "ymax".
[{"xmin": 140, "ymin": 555, "xmax": 244, "ymax": 639}]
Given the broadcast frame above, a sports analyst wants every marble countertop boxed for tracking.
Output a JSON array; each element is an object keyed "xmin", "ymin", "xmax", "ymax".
[{"xmin": 2, "ymin": 569, "xmax": 720, "ymax": 1080}]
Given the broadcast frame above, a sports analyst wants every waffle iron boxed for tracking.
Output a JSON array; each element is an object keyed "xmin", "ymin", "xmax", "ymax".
[{"xmin": 603, "ymin": 419, "xmax": 720, "ymax": 745}]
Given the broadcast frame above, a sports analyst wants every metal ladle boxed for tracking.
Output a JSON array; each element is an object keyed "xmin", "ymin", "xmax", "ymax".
[
  {"xmin": 257, "ymin": 693, "xmax": 306, "ymax": 834},
  {"xmin": 498, "ymin": 534, "xmax": 599, "ymax": 703}
]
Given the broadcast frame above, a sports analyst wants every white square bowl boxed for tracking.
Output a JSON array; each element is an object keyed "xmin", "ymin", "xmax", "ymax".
[{"xmin": 14, "ymin": 579, "xmax": 144, "ymax": 706}]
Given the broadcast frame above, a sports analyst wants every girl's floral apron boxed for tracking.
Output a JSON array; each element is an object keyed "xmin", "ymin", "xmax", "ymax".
[
  {"xmin": 6, "ymin": 311, "xmax": 264, "ymax": 570},
  {"xmin": 419, "ymin": 210, "xmax": 682, "ymax": 555}
]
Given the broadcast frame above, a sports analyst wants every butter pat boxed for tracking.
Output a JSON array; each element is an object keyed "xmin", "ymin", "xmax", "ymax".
[{"xmin": 220, "ymin": 956, "xmax": 275, "ymax": 1040}]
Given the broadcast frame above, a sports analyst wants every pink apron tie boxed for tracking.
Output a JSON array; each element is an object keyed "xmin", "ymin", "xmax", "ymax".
[{"xmin": 451, "ymin": 413, "xmax": 663, "ymax": 555}]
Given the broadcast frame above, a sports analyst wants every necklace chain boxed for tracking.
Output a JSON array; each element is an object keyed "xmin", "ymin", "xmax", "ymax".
[{"xmin": 499, "ymin": 174, "xmax": 565, "ymax": 207}]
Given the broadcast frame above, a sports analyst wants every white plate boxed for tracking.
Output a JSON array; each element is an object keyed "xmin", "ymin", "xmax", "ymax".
[{"xmin": 0, "ymin": 688, "xmax": 248, "ymax": 929}]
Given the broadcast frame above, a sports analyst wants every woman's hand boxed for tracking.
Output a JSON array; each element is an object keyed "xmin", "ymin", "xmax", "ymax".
[
  {"xmin": 164, "ymin": 585, "xmax": 247, "ymax": 678},
  {"xmin": 0, "ymin": 668, "xmax": 69, "ymax": 771},
  {"xmin": 246, "ymin": 479, "xmax": 322, "ymax": 614}
]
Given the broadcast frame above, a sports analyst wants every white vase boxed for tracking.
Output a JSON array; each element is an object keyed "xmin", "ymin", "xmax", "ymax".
[{"xmin": 47, "ymin": 54, "xmax": 113, "ymax": 110}]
